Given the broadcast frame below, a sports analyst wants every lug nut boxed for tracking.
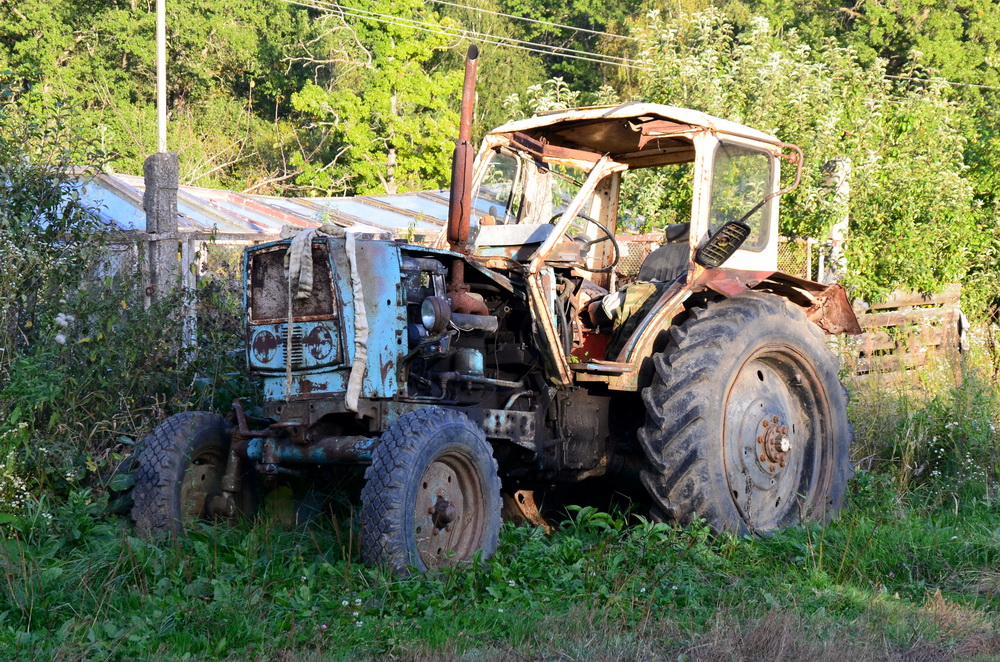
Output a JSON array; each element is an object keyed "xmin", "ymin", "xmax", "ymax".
[
  {"xmin": 772, "ymin": 415, "xmax": 780, "ymax": 424},
  {"xmin": 762, "ymin": 421, "xmax": 770, "ymax": 428},
  {"xmin": 760, "ymin": 454, "xmax": 767, "ymax": 462},
  {"xmin": 757, "ymin": 436, "xmax": 764, "ymax": 444}
]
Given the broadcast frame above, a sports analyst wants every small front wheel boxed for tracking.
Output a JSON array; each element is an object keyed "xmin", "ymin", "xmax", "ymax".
[
  {"xmin": 361, "ymin": 408, "xmax": 503, "ymax": 574},
  {"xmin": 131, "ymin": 412, "xmax": 256, "ymax": 536}
]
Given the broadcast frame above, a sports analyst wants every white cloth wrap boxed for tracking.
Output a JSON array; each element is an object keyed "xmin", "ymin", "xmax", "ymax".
[{"xmin": 281, "ymin": 224, "xmax": 367, "ymax": 411}]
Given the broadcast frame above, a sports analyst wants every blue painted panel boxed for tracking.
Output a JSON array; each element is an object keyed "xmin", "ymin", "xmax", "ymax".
[
  {"xmin": 262, "ymin": 369, "xmax": 350, "ymax": 402},
  {"xmin": 245, "ymin": 238, "xmax": 404, "ymax": 403},
  {"xmin": 353, "ymin": 240, "xmax": 405, "ymax": 398},
  {"xmin": 247, "ymin": 320, "xmax": 343, "ymax": 372}
]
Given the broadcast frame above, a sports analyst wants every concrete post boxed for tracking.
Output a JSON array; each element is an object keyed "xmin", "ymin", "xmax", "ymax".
[
  {"xmin": 143, "ymin": 152, "xmax": 180, "ymax": 301},
  {"xmin": 821, "ymin": 157, "xmax": 850, "ymax": 284}
]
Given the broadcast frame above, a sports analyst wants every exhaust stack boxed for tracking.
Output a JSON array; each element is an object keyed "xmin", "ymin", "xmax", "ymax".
[
  {"xmin": 446, "ymin": 45, "xmax": 488, "ymax": 316},
  {"xmin": 447, "ymin": 44, "xmax": 479, "ymax": 253}
]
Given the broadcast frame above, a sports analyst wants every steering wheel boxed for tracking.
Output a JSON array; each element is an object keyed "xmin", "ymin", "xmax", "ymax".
[{"xmin": 549, "ymin": 212, "xmax": 621, "ymax": 273}]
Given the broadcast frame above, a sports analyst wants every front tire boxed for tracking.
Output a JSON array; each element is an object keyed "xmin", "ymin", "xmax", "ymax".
[
  {"xmin": 361, "ymin": 408, "xmax": 503, "ymax": 574},
  {"xmin": 639, "ymin": 292, "xmax": 852, "ymax": 534},
  {"xmin": 131, "ymin": 412, "xmax": 256, "ymax": 536}
]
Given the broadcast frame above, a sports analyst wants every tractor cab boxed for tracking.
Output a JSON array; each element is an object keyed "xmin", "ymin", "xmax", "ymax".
[{"xmin": 466, "ymin": 102, "xmax": 801, "ymax": 381}]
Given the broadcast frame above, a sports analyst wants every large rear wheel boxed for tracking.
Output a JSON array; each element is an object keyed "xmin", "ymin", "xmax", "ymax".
[
  {"xmin": 639, "ymin": 292, "xmax": 852, "ymax": 534},
  {"xmin": 361, "ymin": 408, "xmax": 502, "ymax": 574}
]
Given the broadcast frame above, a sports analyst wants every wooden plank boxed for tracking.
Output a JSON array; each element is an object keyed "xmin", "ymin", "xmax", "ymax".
[
  {"xmin": 853, "ymin": 352, "xmax": 930, "ymax": 374},
  {"xmin": 860, "ymin": 284, "xmax": 962, "ymax": 310},
  {"xmin": 858, "ymin": 308, "xmax": 957, "ymax": 329}
]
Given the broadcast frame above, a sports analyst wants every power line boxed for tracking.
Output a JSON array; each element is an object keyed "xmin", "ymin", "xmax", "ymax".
[
  {"xmin": 427, "ymin": 0, "xmax": 638, "ymax": 41},
  {"xmin": 284, "ymin": 0, "xmax": 653, "ymax": 69},
  {"xmin": 886, "ymin": 74, "xmax": 1000, "ymax": 92},
  {"xmin": 289, "ymin": 0, "xmax": 648, "ymax": 68},
  {"xmin": 284, "ymin": 2, "xmax": 1000, "ymax": 91}
]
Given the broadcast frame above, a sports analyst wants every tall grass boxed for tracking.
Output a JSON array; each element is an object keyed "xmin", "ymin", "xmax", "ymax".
[
  {"xmin": 1, "ymin": 329, "xmax": 999, "ymax": 660},
  {"xmin": 1, "ymin": 323, "xmax": 998, "ymax": 660}
]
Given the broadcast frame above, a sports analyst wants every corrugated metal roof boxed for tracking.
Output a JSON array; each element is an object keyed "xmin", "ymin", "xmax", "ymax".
[{"xmin": 78, "ymin": 173, "xmax": 455, "ymax": 238}]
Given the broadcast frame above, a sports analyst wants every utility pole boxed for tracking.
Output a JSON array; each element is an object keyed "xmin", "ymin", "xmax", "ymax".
[
  {"xmin": 144, "ymin": 0, "xmax": 180, "ymax": 303},
  {"xmin": 157, "ymin": 0, "xmax": 167, "ymax": 154}
]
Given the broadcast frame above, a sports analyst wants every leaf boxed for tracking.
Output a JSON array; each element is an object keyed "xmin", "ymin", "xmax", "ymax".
[
  {"xmin": 41, "ymin": 566, "xmax": 64, "ymax": 581},
  {"xmin": 108, "ymin": 471, "xmax": 135, "ymax": 492}
]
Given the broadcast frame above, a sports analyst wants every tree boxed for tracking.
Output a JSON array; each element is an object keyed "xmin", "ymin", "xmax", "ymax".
[
  {"xmin": 288, "ymin": 0, "xmax": 465, "ymax": 195},
  {"xmin": 616, "ymin": 9, "xmax": 980, "ymax": 303}
]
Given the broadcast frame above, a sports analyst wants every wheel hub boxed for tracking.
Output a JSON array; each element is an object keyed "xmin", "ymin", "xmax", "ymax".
[
  {"xmin": 429, "ymin": 496, "xmax": 458, "ymax": 530},
  {"xmin": 757, "ymin": 415, "xmax": 791, "ymax": 470}
]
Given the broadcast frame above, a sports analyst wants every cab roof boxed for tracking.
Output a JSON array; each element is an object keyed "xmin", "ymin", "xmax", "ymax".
[{"xmin": 486, "ymin": 102, "xmax": 780, "ymax": 168}]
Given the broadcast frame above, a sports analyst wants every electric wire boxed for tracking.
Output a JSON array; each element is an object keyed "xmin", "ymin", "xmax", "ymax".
[
  {"xmin": 885, "ymin": 74, "xmax": 1000, "ymax": 92},
  {"xmin": 290, "ymin": 0, "xmax": 650, "ymax": 67},
  {"xmin": 284, "ymin": 0, "xmax": 1000, "ymax": 89},
  {"xmin": 283, "ymin": 0, "xmax": 654, "ymax": 70},
  {"xmin": 427, "ymin": 0, "xmax": 639, "ymax": 41}
]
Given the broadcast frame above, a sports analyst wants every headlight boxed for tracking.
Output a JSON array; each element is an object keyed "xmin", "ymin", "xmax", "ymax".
[{"xmin": 420, "ymin": 296, "xmax": 451, "ymax": 334}]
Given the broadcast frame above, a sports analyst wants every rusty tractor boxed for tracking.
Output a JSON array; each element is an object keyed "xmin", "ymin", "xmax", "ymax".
[{"xmin": 131, "ymin": 47, "xmax": 859, "ymax": 573}]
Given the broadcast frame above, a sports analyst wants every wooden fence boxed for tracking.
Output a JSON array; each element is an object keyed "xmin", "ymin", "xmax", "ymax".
[{"xmin": 847, "ymin": 284, "xmax": 965, "ymax": 376}]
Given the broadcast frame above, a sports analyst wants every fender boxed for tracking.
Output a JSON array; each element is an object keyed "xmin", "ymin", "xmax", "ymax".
[{"xmin": 578, "ymin": 266, "xmax": 860, "ymax": 392}]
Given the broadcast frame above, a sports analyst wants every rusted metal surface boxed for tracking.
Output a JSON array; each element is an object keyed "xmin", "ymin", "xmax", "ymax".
[
  {"xmin": 754, "ymin": 271, "xmax": 862, "ymax": 335},
  {"xmin": 231, "ymin": 400, "xmax": 272, "ymax": 438},
  {"xmin": 247, "ymin": 243, "xmax": 336, "ymax": 324},
  {"xmin": 695, "ymin": 266, "xmax": 771, "ymax": 297},
  {"xmin": 413, "ymin": 448, "xmax": 487, "ymax": 569},
  {"xmin": 446, "ymin": 45, "xmax": 479, "ymax": 253},
  {"xmin": 448, "ymin": 260, "xmax": 489, "ymax": 315},
  {"xmin": 636, "ymin": 119, "xmax": 696, "ymax": 149},
  {"xmin": 806, "ymin": 284, "xmax": 862, "ymax": 335},
  {"xmin": 501, "ymin": 490, "xmax": 554, "ymax": 533},
  {"xmin": 509, "ymin": 131, "xmax": 603, "ymax": 163},
  {"xmin": 246, "ymin": 435, "xmax": 377, "ymax": 466}
]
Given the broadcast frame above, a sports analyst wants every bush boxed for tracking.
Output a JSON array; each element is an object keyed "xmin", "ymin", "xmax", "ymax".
[{"xmin": 0, "ymin": 73, "xmax": 252, "ymax": 514}]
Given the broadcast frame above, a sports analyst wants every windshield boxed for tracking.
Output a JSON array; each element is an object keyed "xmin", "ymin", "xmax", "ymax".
[
  {"xmin": 475, "ymin": 151, "xmax": 522, "ymax": 223},
  {"xmin": 473, "ymin": 149, "xmax": 593, "ymax": 225},
  {"xmin": 709, "ymin": 142, "xmax": 773, "ymax": 252}
]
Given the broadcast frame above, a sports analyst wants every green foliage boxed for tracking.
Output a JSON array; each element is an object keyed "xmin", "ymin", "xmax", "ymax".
[
  {"xmin": 496, "ymin": 0, "xmax": 643, "ymax": 88},
  {"xmin": 1, "ymin": 338, "xmax": 997, "ymax": 660},
  {"xmin": 617, "ymin": 9, "xmax": 980, "ymax": 303},
  {"xmin": 502, "ymin": 77, "xmax": 581, "ymax": 117},
  {"xmin": 0, "ymin": 73, "xmax": 105, "ymax": 373},
  {"xmin": 849, "ymin": 347, "xmax": 1000, "ymax": 504},
  {"xmin": 0, "ymin": 81, "xmax": 252, "ymax": 514},
  {"xmin": 1, "ymin": 474, "xmax": 999, "ymax": 659},
  {"xmin": 288, "ymin": 0, "xmax": 463, "ymax": 195}
]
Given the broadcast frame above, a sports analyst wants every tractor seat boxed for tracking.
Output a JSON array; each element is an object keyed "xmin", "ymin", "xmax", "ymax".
[{"xmin": 636, "ymin": 222, "xmax": 690, "ymax": 283}]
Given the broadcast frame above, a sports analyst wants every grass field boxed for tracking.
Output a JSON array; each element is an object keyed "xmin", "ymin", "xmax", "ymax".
[{"xmin": 1, "ymin": 350, "xmax": 999, "ymax": 661}]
